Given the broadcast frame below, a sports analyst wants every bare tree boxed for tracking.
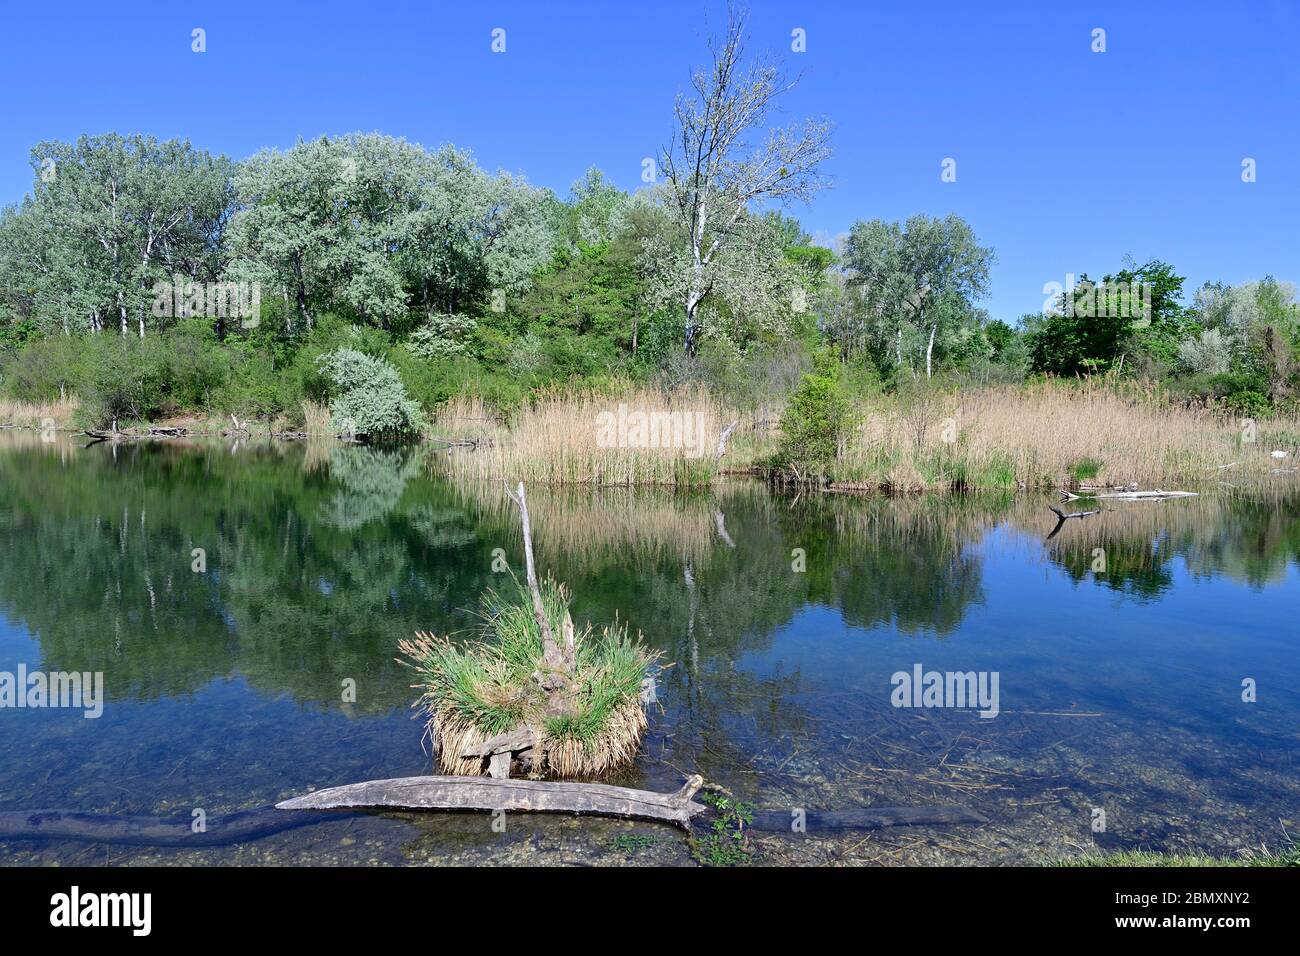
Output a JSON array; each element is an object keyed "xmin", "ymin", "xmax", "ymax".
[{"xmin": 662, "ymin": 5, "xmax": 831, "ymax": 355}]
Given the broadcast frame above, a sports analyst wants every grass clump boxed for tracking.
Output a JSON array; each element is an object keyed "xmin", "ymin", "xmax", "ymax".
[
  {"xmin": 399, "ymin": 578, "xmax": 657, "ymax": 778},
  {"xmin": 1068, "ymin": 456, "xmax": 1104, "ymax": 484},
  {"xmin": 606, "ymin": 833, "xmax": 659, "ymax": 856}
]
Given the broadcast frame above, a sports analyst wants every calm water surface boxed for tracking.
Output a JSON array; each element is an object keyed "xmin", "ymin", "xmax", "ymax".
[{"xmin": 1, "ymin": 433, "xmax": 1297, "ymax": 865}]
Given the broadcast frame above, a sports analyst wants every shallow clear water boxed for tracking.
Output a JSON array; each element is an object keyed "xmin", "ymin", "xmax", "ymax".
[{"xmin": 1, "ymin": 433, "xmax": 1297, "ymax": 865}]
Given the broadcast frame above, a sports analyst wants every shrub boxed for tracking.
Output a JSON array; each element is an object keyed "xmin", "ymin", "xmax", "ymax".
[
  {"xmin": 318, "ymin": 347, "xmax": 425, "ymax": 441},
  {"xmin": 2, "ymin": 335, "xmax": 88, "ymax": 403},
  {"xmin": 79, "ymin": 335, "xmax": 169, "ymax": 425},
  {"xmin": 775, "ymin": 357, "xmax": 854, "ymax": 476},
  {"xmin": 1176, "ymin": 329, "xmax": 1232, "ymax": 376},
  {"xmin": 1229, "ymin": 389, "xmax": 1271, "ymax": 419}
]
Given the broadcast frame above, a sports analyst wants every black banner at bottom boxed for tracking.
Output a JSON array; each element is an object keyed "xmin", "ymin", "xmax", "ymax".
[{"xmin": 0, "ymin": 864, "xmax": 1281, "ymax": 941}]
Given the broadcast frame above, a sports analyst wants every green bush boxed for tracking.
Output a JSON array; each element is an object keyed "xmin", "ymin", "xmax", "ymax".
[
  {"xmin": 319, "ymin": 348, "xmax": 425, "ymax": 441},
  {"xmin": 78, "ymin": 335, "xmax": 169, "ymax": 425},
  {"xmin": 774, "ymin": 356, "xmax": 854, "ymax": 477},
  {"xmin": 2, "ymin": 334, "xmax": 88, "ymax": 403}
]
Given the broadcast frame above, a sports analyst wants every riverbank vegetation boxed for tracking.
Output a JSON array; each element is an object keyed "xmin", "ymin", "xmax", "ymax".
[{"xmin": 2, "ymin": 10, "xmax": 1298, "ymax": 492}]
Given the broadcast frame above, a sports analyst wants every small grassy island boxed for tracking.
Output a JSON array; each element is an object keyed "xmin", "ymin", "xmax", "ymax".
[{"xmin": 401, "ymin": 483, "xmax": 657, "ymax": 778}]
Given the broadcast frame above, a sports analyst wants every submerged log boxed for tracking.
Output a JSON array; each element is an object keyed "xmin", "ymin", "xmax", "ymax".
[
  {"xmin": 0, "ymin": 776, "xmax": 989, "ymax": 847},
  {"xmin": 0, "ymin": 806, "xmax": 354, "ymax": 847},
  {"xmin": 276, "ymin": 775, "xmax": 990, "ymax": 834},
  {"xmin": 748, "ymin": 805, "xmax": 989, "ymax": 832}
]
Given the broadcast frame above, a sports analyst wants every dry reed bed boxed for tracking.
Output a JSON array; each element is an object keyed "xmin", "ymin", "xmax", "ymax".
[
  {"xmin": 435, "ymin": 381, "xmax": 1299, "ymax": 492},
  {"xmin": 0, "ymin": 397, "xmax": 80, "ymax": 429},
  {"xmin": 435, "ymin": 388, "xmax": 745, "ymax": 486}
]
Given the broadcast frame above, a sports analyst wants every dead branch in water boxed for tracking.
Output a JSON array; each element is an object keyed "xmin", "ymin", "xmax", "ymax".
[{"xmin": 1046, "ymin": 503, "xmax": 1100, "ymax": 541}]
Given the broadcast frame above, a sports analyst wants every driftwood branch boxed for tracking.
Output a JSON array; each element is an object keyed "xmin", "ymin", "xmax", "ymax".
[
  {"xmin": 277, "ymin": 774, "xmax": 708, "ymax": 828},
  {"xmin": 1048, "ymin": 504, "xmax": 1100, "ymax": 520},
  {"xmin": 1061, "ymin": 489, "xmax": 1198, "ymax": 501}
]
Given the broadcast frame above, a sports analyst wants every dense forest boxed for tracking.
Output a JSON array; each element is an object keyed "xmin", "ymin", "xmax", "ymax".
[{"xmin": 1, "ymin": 14, "xmax": 1297, "ymax": 442}]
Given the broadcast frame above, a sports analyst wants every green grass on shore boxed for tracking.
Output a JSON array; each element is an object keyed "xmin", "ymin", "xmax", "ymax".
[{"xmin": 1053, "ymin": 845, "xmax": 1299, "ymax": 867}]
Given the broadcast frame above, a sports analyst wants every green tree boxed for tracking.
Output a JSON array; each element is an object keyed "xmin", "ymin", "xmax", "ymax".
[{"xmin": 839, "ymin": 214, "xmax": 994, "ymax": 379}]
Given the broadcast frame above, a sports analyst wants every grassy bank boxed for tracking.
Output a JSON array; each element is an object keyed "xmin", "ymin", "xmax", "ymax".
[{"xmin": 1053, "ymin": 845, "xmax": 1299, "ymax": 867}]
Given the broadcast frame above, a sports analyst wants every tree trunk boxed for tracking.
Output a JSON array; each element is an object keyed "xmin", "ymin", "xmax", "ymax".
[
  {"xmin": 925, "ymin": 324, "xmax": 937, "ymax": 379},
  {"xmin": 684, "ymin": 299, "xmax": 701, "ymax": 356}
]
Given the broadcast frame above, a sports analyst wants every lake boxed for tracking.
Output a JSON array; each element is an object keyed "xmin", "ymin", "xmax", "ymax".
[{"xmin": 1, "ymin": 432, "xmax": 1297, "ymax": 865}]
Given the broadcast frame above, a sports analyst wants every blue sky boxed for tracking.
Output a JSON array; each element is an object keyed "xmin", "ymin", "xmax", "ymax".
[{"xmin": 1, "ymin": 0, "xmax": 1296, "ymax": 321}]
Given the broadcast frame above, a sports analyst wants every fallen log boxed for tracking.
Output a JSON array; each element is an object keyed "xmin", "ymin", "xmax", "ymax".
[
  {"xmin": 83, "ymin": 428, "xmax": 149, "ymax": 442},
  {"xmin": 1061, "ymin": 489, "xmax": 1198, "ymax": 501},
  {"xmin": 277, "ymin": 774, "xmax": 708, "ymax": 828}
]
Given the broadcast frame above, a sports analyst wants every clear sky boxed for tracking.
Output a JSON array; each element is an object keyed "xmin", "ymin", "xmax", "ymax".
[{"xmin": 1, "ymin": 0, "xmax": 1296, "ymax": 321}]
